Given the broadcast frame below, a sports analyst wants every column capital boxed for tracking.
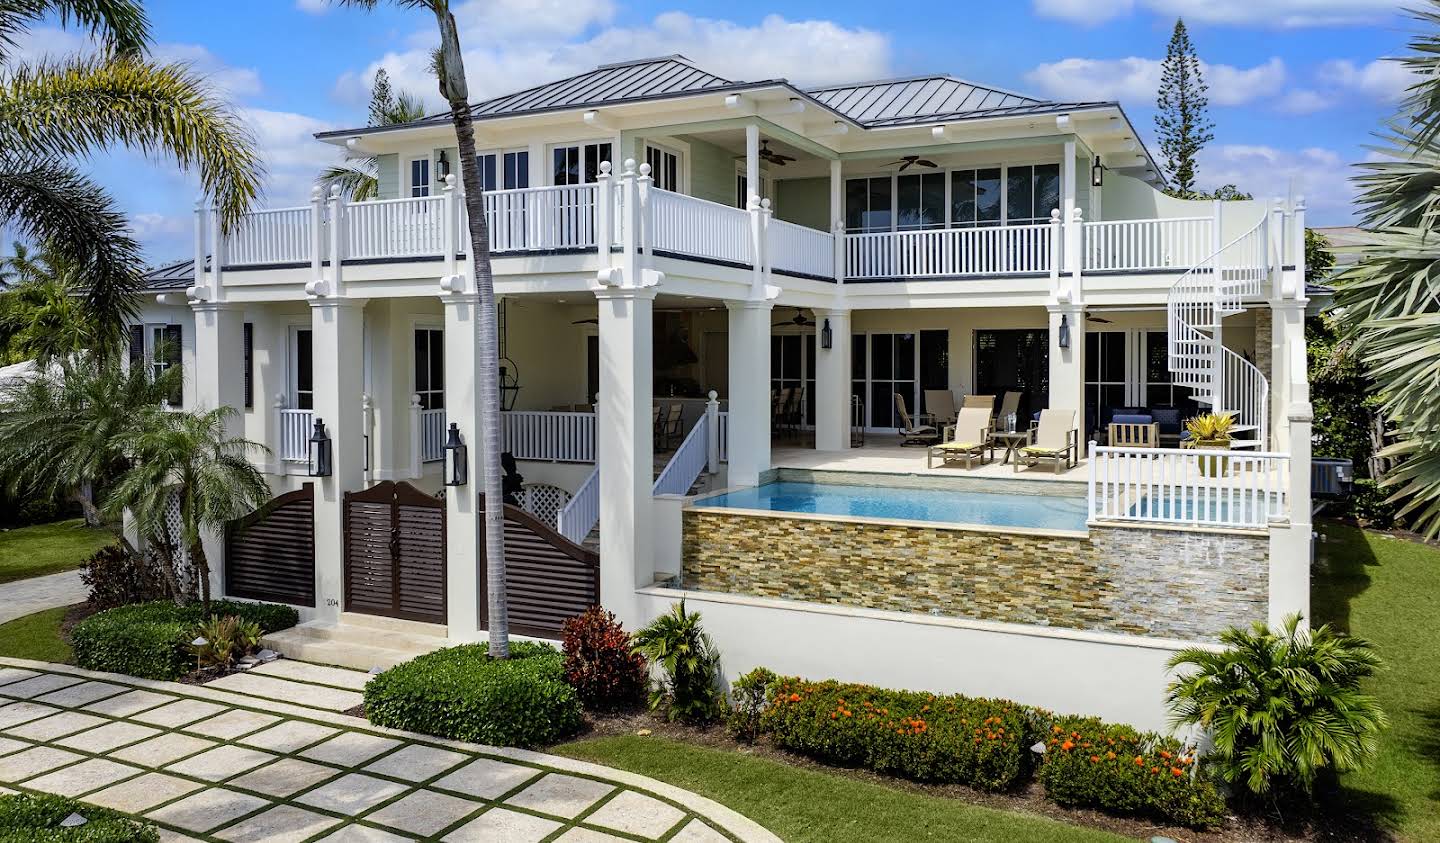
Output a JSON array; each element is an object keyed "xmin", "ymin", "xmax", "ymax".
[
  {"xmin": 817, "ymin": 307, "xmax": 851, "ymax": 320},
  {"xmin": 308, "ymin": 296, "xmax": 368, "ymax": 312},
  {"xmin": 438, "ymin": 292, "xmax": 484, "ymax": 307},
  {"xmin": 724, "ymin": 298, "xmax": 773, "ymax": 313},
  {"xmin": 190, "ymin": 301, "xmax": 244, "ymax": 315},
  {"xmin": 594, "ymin": 286, "xmax": 657, "ymax": 303},
  {"xmin": 1045, "ymin": 301, "xmax": 1084, "ymax": 316}
]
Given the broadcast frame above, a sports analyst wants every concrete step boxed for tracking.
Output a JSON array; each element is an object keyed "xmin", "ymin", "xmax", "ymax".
[
  {"xmin": 259, "ymin": 631, "xmax": 427, "ymax": 673},
  {"xmin": 261, "ymin": 615, "xmax": 452, "ymax": 672}
]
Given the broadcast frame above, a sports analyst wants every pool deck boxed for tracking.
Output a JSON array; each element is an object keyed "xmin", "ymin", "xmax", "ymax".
[{"xmin": 771, "ymin": 442, "xmax": 1088, "ymax": 485}]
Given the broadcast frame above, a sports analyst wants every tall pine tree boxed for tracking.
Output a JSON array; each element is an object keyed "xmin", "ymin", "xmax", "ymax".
[{"xmin": 1155, "ymin": 19, "xmax": 1214, "ymax": 198}]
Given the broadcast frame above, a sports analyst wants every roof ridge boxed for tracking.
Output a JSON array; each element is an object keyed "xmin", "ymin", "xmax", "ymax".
[
  {"xmin": 805, "ymin": 73, "xmax": 1046, "ymax": 104},
  {"xmin": 595, "ymin": 54, "xmax": 700, "ymax": 71}
]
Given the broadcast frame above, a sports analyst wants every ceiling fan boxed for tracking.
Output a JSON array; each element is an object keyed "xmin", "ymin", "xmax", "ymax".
[
  {"xmin": 1085, "ymin": 314, "xmax": 1113, "ymax": 324},
  {"xmin": 885, "ymin": 155, "xmax": 938, "ymax": 171},
  {"xmin": 773, "ymin": 308, "xmax": 813, "ymax": 328},
  {"xmin": 735, "ymin": 140, "xmax": 796, "ymax": 167}
]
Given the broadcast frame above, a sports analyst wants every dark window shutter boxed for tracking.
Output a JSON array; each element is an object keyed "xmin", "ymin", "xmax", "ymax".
[
  {"xmin": 243, "ymin": 322, "xmax": 254, "ymax": 409},
  {"xmin": 162, "ymin": 324, "xmax": 182, "ymax": 407},
  {"xmin": 128, "ymin": 325, "xmax": 144, "ymax": 369}
]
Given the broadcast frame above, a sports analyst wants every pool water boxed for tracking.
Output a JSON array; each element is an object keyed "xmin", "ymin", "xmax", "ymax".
[{"xmin": 693, "ymin": 481, "xmax": 1089, "ymax": 532}]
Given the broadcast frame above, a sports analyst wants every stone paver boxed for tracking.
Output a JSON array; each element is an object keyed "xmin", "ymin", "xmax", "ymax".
[
  {"xmin": 247, "ymin": 659, "xmax": 372, "ymax": 691},
  {"xmin": 0, "ymin": 660, "xmax": 777, "ymax": 843},
  {"xmin": 0, "ymin": 569, "xmax": 87, "ymax": 625},
  {"xmin": 208, "ymin": 672, "xmax": 364, "ymax": 712}
]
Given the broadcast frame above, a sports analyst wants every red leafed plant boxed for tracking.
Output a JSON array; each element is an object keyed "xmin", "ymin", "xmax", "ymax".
[{"xmin": 561, "ymin": 607, "xmax": 648, "ymax": 711}]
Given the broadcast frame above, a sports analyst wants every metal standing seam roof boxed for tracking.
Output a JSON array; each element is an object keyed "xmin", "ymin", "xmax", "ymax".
[
  {"xmin": 142, "ymin": 258, "xmax": 200, "ymax": 290},
  {"xmin": 804, "ymin": 75, "xmax": 1045, "ymax": 126},
  {"xmin": 465, "ymin": 55, "xmax": 737, "ymax": 119}
]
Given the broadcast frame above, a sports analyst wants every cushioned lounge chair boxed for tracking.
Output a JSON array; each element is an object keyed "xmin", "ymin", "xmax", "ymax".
[
  {"xmin": 1015, "ymin": 409, "xmax": 1079, "ymax": 473},
  {"xmin": 927, "ymin": 407, "xmax": 995, "ymax": 469},
  {"xmin": 1108, "ymin": 413, "xmax": 1159, "ymax": 448}
]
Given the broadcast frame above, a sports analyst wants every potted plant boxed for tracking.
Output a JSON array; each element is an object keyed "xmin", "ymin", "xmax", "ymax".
[{"xmin": 1185, "ymin": 412, "xmax": 1234, "ymax": 477}]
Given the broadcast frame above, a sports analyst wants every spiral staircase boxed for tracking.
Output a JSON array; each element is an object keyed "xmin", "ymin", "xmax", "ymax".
[{"xmin": 1166, "ymin": 216, "xmax": 1272, "ymax": 449}]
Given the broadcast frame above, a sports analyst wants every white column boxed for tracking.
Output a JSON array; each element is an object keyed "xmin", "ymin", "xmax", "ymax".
[
  {"xmin": 191, "ymin": 301, "xmax": 246, "ymax": 600},
  {"xmin": 829, "ymin": 159, "xmax": 844, "ymax": 282},
  {"xmin": 814, "ymin": 309, "xmax": 852, "ymax": 451},
  {"xmin": 1269, "ymin": 334, "xmax": 1312, "ymax": 628},
  {"xmin": 595, "ymin": 286, "xmax": 655, "ymax": 627},
  {"xmin": 726, "ymin": 300, "xmax": 773, "ymax": 486},
  {"xmin": 1047, "ymin": 303, "xmax": 1085, "ymax": 428},
  {"xmin": 309, "ymin": 297, "xmax": 366, "ymax": 622},
  {"xmin": 745, "ymin": 123, "xmax": 761, "ymax": 206},
  {"xmin": 441, "ymin": 292, "xmax": 483, "ymax": 640}
]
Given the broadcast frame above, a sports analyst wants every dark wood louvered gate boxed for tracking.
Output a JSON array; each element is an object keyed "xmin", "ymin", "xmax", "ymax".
[
  {"xmin": 479, "ymin": 496, "xmax": 600, "ymax": 639},
  {"xmin": 225, "ymin": 484, "xmax": 315, "ymax": 607},
  {"xmin": 343, "ymin": 481, "xmax": 446, "ymax": 624}
]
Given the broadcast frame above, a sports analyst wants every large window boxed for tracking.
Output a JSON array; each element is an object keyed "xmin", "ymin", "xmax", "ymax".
[
  {"xmin": 292, "ymin": 328, "xmax": 313, "ymax": 411},
  {"xmin": 414, "ymin": 328, "xmax": 444, "ymax": 411},
  {"xmin": 408, "ymin": 157, "xmax": 431, "ymax": 198},
  {"xmin": 128, "ymin": 324, "xmax": 183, "ymax": 407},
  {"xmin": 896, "ymin": 172, "xmax": 946, "ymax": 231},
  {"xmin": 844, "ymin": 176, "xmax": 893, "ymax": 233},
  {"xmin": 949, "ymin": 168, "xmax": 1002, "ymax": 227},
  {"xmin": 975, "ymin": 329, "xmax": 1049, "ymax": 423},
  {"xmin": 477, "ymin": 150, "xmax": 529, "ymax": 191},
  {"xmin": 1006, "ymin": 163, "xmax": 1060, "ymax": 226},
  {"xmin": 552, "ymin": 141, "xmax": 612, "ymax": 185},
  {"xmin": 847, "ymin": 162, "xmax": 1060, "ymax": 233},
  {"xmin": 1085, "ymin": 331, "xmax": 1127, "ymax": 432},
  {"xmin": 645, "ymin": 144, "xmax": 681, "ymax": 192},
  {"xmin": 771, "ymin": 333, "xmax": 816, "ymax": 425}
]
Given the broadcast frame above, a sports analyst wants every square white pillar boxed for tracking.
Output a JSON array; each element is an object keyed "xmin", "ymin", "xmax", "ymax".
[
  {"xmin": 726, "ymin": 300, "xmax": 773, "ymax": 486},
  {"xmin": 1047, "ymin": 304, "xmax": 1085, "ymax": 429},
  {"xmin": 814, "ymin": 309, "xmax": 852, "ymax": 452},
  {"xmin": 441, "ymin": 293, "xmax": 483, "ymax": 640},
  {"xmin": 191, "ymin": 301, "xmax": 247, "ymax": 599},
  {"xmin": 309, "ymin": 298, "xmax": 366, "ymax": 622},
  {"xmin": 595, "ymin": 287, "xmax": 655, "ymax": 627}
]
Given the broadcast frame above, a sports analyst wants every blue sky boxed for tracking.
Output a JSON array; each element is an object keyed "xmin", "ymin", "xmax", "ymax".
[{"xmin": 19, "ymin": 0, "xmax": 1416, "ymax": 262}]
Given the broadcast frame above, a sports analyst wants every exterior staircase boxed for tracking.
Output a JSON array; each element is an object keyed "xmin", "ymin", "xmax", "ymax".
[
  {"xmin": 261, "ymin": 612, "xmax": 450, "ymax": 672},
  {"xmin": 1166, "ymin": 214, "xmax": 1273, "ymax": 449}
]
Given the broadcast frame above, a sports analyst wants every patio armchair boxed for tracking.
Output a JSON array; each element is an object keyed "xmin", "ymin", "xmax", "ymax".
[
  {"xmin": 1015, "ymin": 408, "xmax": 1079, "ymax": 474},
  {"xmin": 660, "ymin": 403, "xmax": 684, "ymax": 449},
  {"xmin": 893, "ymin": 393, "xmax": 939, "ymax": 446},
  {"xmin": 923, "ymin": 389, "xmax": 959, "ymax": 426},
  {"xmin": 995, "ymin": 390, "xmax": 1022, "ymax": 431},
  {"xmin": 927, "ymin": 407, "xmax": 995, "ymax": 469},
  {"xmin": 962, "ymin": 394, "xmax": 995, "ymax": 412},
  {"xmin": 1108, "ymin": 413, "xmax": 1159, "ymax": 449}
]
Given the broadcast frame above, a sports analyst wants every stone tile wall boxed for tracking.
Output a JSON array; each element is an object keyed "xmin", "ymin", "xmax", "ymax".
[{"xmin": 682, "ymin": 511, "xmax": 1268, "ymax": 641}]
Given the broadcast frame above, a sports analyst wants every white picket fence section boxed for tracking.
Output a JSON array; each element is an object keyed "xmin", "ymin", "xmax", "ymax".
[
  {"xmin": 279, "ymin": 409, "xmax": 313, "ymax": 462},
  {"xmin": 556, "ymin": 466, "xmax": 600, "ymax": 545},
  {"xmin": 648, "ymin": 190, "xmax": 753, "ymax": 265},
  {"xmin": 769, "ymin": 219, "xmax": 835, "ymax": 278},
  {"xmin": 225, "ymin": 206, "xmax": 312, "ymax": 266},
  {"xmin": 346, "ymin": 195, "xmax": 447, "ymax": 259},
  {"xmin": 500, "ymin": 411, "xmax": 597, "ymax": 463},
  {"xmin": 1087, "ymin": 444, "xmax": 1290, "ymax": 529},
  {"xmin": 844, "ymin": 223, "xmax": 1053, "ymax": 279},
  {"xmin": 1082, "ymin": 217, "xmax": 1212, "ymax": 272},
  {"xmin": 654, "ymin": 414, "xmax": 710, "ymax": 496},
  {"xmin": 419, "ymin": 408, "xmax": 446, "ymax": 463},
  {"xmin": 465, "ymin": 184, "xmax": 598, "ymax": 252}
]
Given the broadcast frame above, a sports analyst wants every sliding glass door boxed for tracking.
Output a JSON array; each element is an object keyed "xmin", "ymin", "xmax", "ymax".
[
  {"xmin": 975, "ymin": 329, "xmax": 1049, "ymax": 423},
  {"xmin": 850, "ymin": 330, "xmax": 949, "ymax": 429}
]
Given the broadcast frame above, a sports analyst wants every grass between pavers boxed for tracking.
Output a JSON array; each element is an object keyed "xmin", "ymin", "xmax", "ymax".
[
  {"xmin": 0, "ymin": 518, "xmax": 114, "ymax": 584},
  {"xmin": 1313, "ymin": 520, "xmax": 1440, "ymax": 841},
  {"xmin": 0, "ymin": 663, "xmax": 749, "ymax": 843},
  {"xmin": 0, "ymin": 607, "xmax": 72, "ymax": 664},
  {"xmin": 554, "ymin": 735, "xmax": 1127, "ymax": 843}
]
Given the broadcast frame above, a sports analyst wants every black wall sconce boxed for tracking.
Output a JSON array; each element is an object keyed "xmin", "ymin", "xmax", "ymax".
[
  {"xmin": 1058, "ymin": 314, "xmax": 1071, "ymax": 349},
  {"xmin": 820, "ymin": 318, "xmax": 833, "ymax": 350},
  {"xmin": 1091, "ymin": 155, "xmax": 1104, "ymax": 188},
  {"xmin": 307, "ymin": 418, "xmax": 332, "ymax": 477},
  {"xmin": 437, "ymin": 150, "xmax": 451, "ymax": 179},
  {"xmin": 443, "ymin": 422, "xmax": 468, "ymax": 487}
]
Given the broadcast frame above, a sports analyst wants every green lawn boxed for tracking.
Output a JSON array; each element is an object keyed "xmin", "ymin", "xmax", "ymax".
[
  {"xmin": 0, "ymin": 606, "xmax": 72, "ymax": 664},
  {"xmin": 0, "ymin": 518, "xmax": 115, "ymax": 584},
  {"xmin": 554, "ymin": 736, "xmax": 1125, "ymax": 843},
  {"xmin": 1313, "ymin": 521, "xmax": 1440, "ymax": 841}
]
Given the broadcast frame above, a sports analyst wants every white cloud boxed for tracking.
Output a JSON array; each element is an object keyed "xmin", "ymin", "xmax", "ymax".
[
  {"xmin": 155, "ymin": 43, "xmax": 263, "ymax": 98},
  {"xmin": 1276, "ymin": 88, "xmax": 1331, "ymax": 113},
  {"xmin": 1317, "ymin": 58, "xmax": 1414, "ymax": 102},
  {"xmin": 1034, "ymin": 0, "xmax": 1404, "ymax": 27},
  {"xmin": 295, "ymin": 0, "xmax": 329, "ymax": 13},
  {"xmin": 1197, "ymin": 144, "xmax": 1354, "ymax": 222},
  {"xmin": 1025, "ymin": 56, "xmax": 1285, "ymax": 106},
  {"xmin": 238, "ymin": 108, "xmax": 344, "ymax": 206}
]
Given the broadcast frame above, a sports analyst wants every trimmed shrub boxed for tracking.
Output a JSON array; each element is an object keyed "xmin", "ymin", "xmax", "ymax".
[
  {"xmin": 71, "ymin": 600, "xmax": 298, "ymax": 680},
  {"xmin": 1037, "ymin": 717, "xmax": 1225, "ymax": 829},
  {"xmin": 80, "ymin": 545, "xmax": 171, "ymax": 610},
  {"xmin": 364, "ymin": 642, "xmax": 583, "ymax": 747},
  {"xmin": 561, "ymin": 607, "xmax": 648, "ymax": 711},
  {"xmin": 726, "ymin": 666, "xmax": 776, "ymax": 743},
  {"xmin": 0, "ymin": 792, "xmax": 159, "ymax": 841},
  {"xmin": 762, "ymin": 676, "xmax": 1029, "ymax": 790}
]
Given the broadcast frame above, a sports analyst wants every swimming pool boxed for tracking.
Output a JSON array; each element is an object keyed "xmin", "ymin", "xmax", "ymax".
[{"xmin": 692, "ymin": 480, "xmax": 1089, "ymax": 532}]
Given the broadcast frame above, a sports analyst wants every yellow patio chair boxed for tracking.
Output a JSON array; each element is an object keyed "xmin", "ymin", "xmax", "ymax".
[
  {"xmin": 927, "ymin": 407, "xmax": 995, "ymax": 469},
  {"xmin": 1015, "ymin": 408, "xmax": 1079, "ymax": 473}
]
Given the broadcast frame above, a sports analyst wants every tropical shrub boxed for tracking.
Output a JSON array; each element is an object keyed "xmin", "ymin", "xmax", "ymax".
[
  {"xmin": 190, "ymin": 614, "xmax": 263, "ymax": 671},
  {"xmin": 364, "ymin": 642, "xmax": 583, "ymax": 747},
  {"xmin": 631, "ymin": 600, "xmax": 724, "ymax": 724},
  {"xmin": 0, "ymin": 792, "xmax": 159, "ymax": 841},
  {"xmin": 72, "ymin": 600, "xmax": 297, "ymax": 680},
  {"xmin": 1037, "ymin": 716, "xmax": 1225, "ymax": 828},
  {"xmin": 726, "ymin": 666, "xmax": 776, "ymax": 743},
  {"xmin": 80, "ymin": 545, "xmax": 172, "ymax": 610},
  {"xmin": 761, "ymin": 676, "xmax": 1029, "ymax": 790},
  {"xmin": 1168, "ymin": 613, "xmax": 1387, "ymax": 796},
  {"xmin": 1348, "ymin": 478, "xmax": 1399, "ymax": 529},
  {"xmin": 560, "ymin": 607, "xmax": 647, "ymax": 711}
]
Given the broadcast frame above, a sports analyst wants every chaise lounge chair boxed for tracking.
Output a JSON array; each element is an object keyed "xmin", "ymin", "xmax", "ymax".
[
  {"xmin": 894, "ymin": 393, "xmax": 939, "ymax": 446},
  {"xmin": 927, "ymin": 406, "xmax": 995, "ymax": 469},
  {"xmin": 1015, "ymin": 408, "xmax": 1079, "ymax": 473}
]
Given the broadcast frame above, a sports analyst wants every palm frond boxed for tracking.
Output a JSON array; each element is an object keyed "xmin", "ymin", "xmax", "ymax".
[
  {"xmin": 316, "ymin": 163, "xmax": 378, "ymax": 202},
  {"xmin": 0, "ymin": 55, "xmax": 263, "ymax": 227},
  {"xmin": 0, "ymin": 0, "xmax": 150, "ymax": 60}
]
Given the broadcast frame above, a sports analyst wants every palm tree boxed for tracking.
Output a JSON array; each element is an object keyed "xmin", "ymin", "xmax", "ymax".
[
  {"xmin": 0, "ymin": 0, "xmax": 263, "ymax": 348},
  {"xmin": 0, "ymin": 242, "xmax": 97, "ymax": 363},
  {"xmin": 338, "ymin": 0, "xmax": 509, "ymax": 657},
  {"xmin": 104, "ymin": 406, "xmax": 270, "ymax": 608},
  {"xmin": 1333, "ymin": 1, "xmax": 1440, "ymax": 537},
  {"xmin": 0, "ymin": 354, "xmax": 179, "ymax": 526},
  {"xmin": 317, "ymin": 68, "xmax": 427, "ymax": 200}
]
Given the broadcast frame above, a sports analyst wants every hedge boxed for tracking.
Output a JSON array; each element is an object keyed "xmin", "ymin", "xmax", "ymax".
[
  {"xmin": 71, "ymin": 600, "xmax": 298, "ymax": 681},
  {"xmin": 0, "ymin": 792, "xmax": 159, "ymax": 841},
  {"xmin": 761, "ymin": 676, "xmax": 1030, "ymax": 790},
  {"xmin": 1037, "ymin": 716, "xmax": 1225, "ymax": 829},
  {"xmin": 364, "ymin": 641, "xmax": 583, "ymax": 748}
]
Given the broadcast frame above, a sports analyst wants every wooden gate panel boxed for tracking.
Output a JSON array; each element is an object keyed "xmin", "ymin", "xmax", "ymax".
[
  {"xmin": 480, "ymin": 497, "xmax": 599, "ymax": 639},
  {"xmin": 344, "ymin": 499, "xmax": 397, "ymax": 617},
  {"xmin": 343, "ymin": 482, "xmax": 446, "ymax": 625},
  {"xmin": 396, "ymin": 502, "xmax": 446, "ymax": 622},
  {"xmin": 225, "ymin": 484, "xmax": 315, "ymax": 607}
]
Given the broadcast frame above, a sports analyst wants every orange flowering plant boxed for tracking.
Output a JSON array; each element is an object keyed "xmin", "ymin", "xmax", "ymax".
[{"xmin": 1036, "ymin": 716, "xmax": 1224, "ymax": 829}]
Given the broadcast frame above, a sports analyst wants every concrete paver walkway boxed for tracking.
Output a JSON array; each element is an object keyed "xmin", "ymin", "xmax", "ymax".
[
  {"xmin": 0, "ymin": 658, "xmax": 778, "ymax": 843},
  {"xmin": 0, "ymin": 570, "xmax": 88, "ymax": 625}
]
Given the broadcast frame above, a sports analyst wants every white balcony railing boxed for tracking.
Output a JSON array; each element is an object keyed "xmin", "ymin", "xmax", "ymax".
[
  {"xmin": 500, "ymin": 411, "xmax": 597, "ymax": 463},
  {"xmin": 1082, "ymin": 217, "xmax": 1212, "ymax": 272},
  {"xmin": 419, "ymin": 408, "xmax": 446, "ymax": 463},
  {"xmin": 346, "ymin": 195, "xmax": 447, "ymax": 260},
  {"xmin": 464, "ymin": 184, "xmax": 598, "ymax": 253},
  {"xmin": 225, "ymin": 206, "xmax": 312, "ymax": 266},
  {"xmin": 769, "ymin": 219, "xmax": 835, "ymax": 279},
  {"xmin": 279, "ymin": 408, "xmax": 313, "ymax": 463},
  {"xmin": 649, "ymin": 190, "xmax": 753, "ymax": 265},
  {"xmin": 654, "ymin": 413, "xmax": 710, "ymax": 496},
  {"xmin": 1087, "ymin": 443, "xmax": 1290, "ymax": 529},
  {"xmin": 844, "ymin": 223, "xmax": 1053, "ymax": 280}
]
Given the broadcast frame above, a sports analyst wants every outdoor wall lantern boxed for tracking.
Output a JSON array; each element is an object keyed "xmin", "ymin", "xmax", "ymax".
[
  {"xmin": 1058, "ymin": 314, "xmax": 1071, "ymax": 349},
  {"xmin": 821, "ymin": 318, "xmax": 833, "ymax": 350},
  {"xmin": 1091, "ymin": 156, "xmax": 1104, "ymax": 188},
  {"xmin": 307, "ymin": 418, "xmax": 332, "ymax": 478},
  {"xmin": 437, "ymin": 150, "xmax": 451, "ymax": 179},
  {"xmin": 443, "ymin": 422, "xmax": 468, "ymax": 487}
]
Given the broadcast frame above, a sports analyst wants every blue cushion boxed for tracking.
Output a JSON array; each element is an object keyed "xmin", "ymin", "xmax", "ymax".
[
  {"xmin": 1111, "ymin": 414, "xmax": 1153, "ymax": 426},
  {"xmin": 1149, "ymin": 407, "xmax": 1183, "ymax": 434}
]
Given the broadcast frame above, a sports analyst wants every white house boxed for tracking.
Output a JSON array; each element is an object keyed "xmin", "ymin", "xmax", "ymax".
[{"xmin": 163, "ymin": 55, "xmax": 1314, "ymax": 730}]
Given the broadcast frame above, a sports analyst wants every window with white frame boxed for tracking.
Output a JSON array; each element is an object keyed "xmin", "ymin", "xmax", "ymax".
[
  {"xmin": 645, "ymin": 143, "xmax": 681, "ymax": 192},
  {"xmin": 291, "ymin": 327, "xmax": 314, "ymax": 410},
  {"xmin": 735, "ymin": 169, "xmax": 770, "ymax": 208},
  {"xmin": 1006, "ymin": 163, "xmax": 1060, "ymax": 226},
  {"xmin": 552, "ymin": 141, "xmax": 612, "ymax": 185},
  {"xmin": 844, "ymin": 176, "xmax": 892, "ymax": 233},
  {"xmin": 477, "ymin": 149, "xmax": 530, "ymax": 191},
  {"xmin": 896, "ymin": 172, "xmax": 946, "ymax": 230},
  {"xmin": 127, "ymin": 323, "xmax": 183, "ymax": 406},
  {"xmin": 414, "ymin": 328, "xmax": 444, "ymax": 411},
  {"xmin": 949, "ymin": 167, "xmax": 1002, "ymax": 227},
  {"xmin": 407, "ymin": 156, "xmax": 431, "ymax": 197},
  {"xmin": 846, "ymin": 162, "xmax": 1061, "ymax": 232}
]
